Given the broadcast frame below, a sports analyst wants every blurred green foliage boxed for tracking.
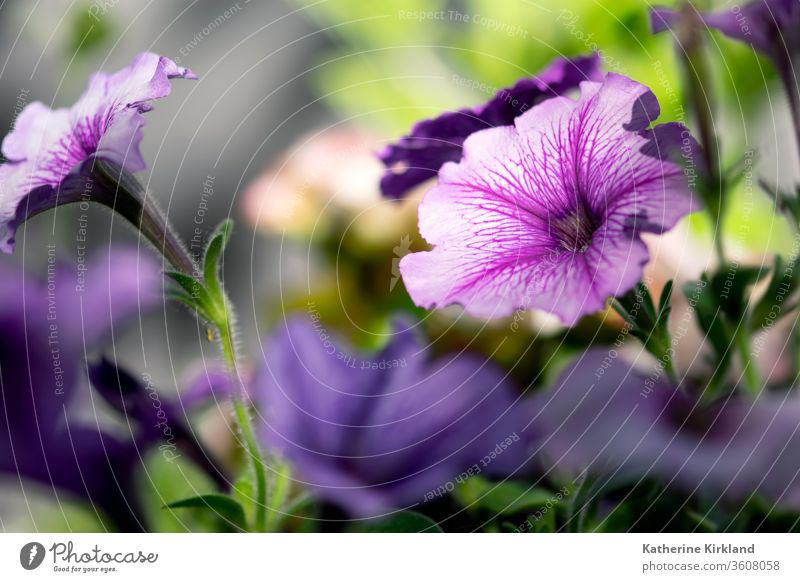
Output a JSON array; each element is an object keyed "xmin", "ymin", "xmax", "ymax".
[{"xmin": 68, "ymin": 4, "xmax": 113, "ymax": 58}]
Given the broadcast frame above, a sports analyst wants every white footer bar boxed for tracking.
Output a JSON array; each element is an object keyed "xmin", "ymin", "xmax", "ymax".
[{"xmin": 1, "ymin": 533, "xmax": 797, "ymax": 581}]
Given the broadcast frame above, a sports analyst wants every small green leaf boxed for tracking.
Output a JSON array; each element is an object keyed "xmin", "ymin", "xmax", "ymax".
[
  {"xmin": 636, "ymin": 282, "xmax": 657, "ymax": 322},
  {"xmin": 710, "ymin": 265, "xmax": 767, "ymax": 322},
  {"xmin": 283, "ymin": 493, "xmax": 315, "ymax": 516},
  {"xmin": 612, "ymin": 282, "xmax": 675, "ymax": 368},
  {"xmin": 614, "ymin": 284, "xmax": 657, "ymax": 332},
  {"xmin": 165, "ymin": 291, "xmax": 212, "ymax": 318},
  {"xmin": 454, "ymin": 478, "xmax": 559, "ymax": 516},
  {"xmin": 686, "ymin": 509, "xmax": 718, "ymax": 532},
  {"xmin": 610, "ymin": 299, "xmax": 639, "ymax": 329},
  {"xmin": 751, "ymin": 256, "xmax": 800, "ymax": 332},
  {"xmin": 165, "ymin": 271, "xmax": 207, "ymax": 301},
  {"xmin": 164, "ymin": 271, "xmax": 216, "ymax": 317},
  {"xmin": 657, "ymin": 280, "xmax": 674, "ymax": 319},
  {"xmin": 231, "ymin": 475, "xmax": 255, "ymax": 524},
  {"xmin": 515, "ymin": 507, "xmax": 557, "ymax": 533},
  {"xmin": 352, "ymin": 511, "xmax": 442, "ymax": 533},
  {"xmin": 164, "ymin": 494, "xmax": 248, "ymax": 531},
  {"xmin": 203, "ymin": 220, "xmax": 233, "ymax": 301}
]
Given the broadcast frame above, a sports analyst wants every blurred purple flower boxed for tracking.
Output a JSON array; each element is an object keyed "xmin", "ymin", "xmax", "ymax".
[
  {"xmin": 651, "ymin": 1, "xmax": 800, "ymax": 64},
  {"xmin": 400, "ymin": 73, "xmax": 699, "ymax": 325},
  {"xmin": 536, "ymin": 351, "xmax": 800, "ymax": 508},
  {"xmin": 0, "ymin": 53, "xmax": 195, "ymax": 253},
  {"xmin": 255, "ymin": 317, "xmax": 534, "ymax": 517},
  {"xmin": 379, "ymin": 54, "xmax": 602, "ymax": 199},
  {"xmin": 0, "ymin": 248, "xmax": 161, "ymax": 530}
]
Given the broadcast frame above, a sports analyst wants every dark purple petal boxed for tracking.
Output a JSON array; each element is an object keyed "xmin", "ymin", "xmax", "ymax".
[
  {"xmin": 88, "ymin": 358, "xmax": 229, "ymax": 491},
  {"xmin": 255, "ymin": 316, "xmax": 534, "ymax": 517},
  {"xmin": 379, "ymin": 54, "xmax": 603, "ymax": 198}
]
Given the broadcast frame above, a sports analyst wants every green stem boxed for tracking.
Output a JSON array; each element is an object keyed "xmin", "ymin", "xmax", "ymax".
[
  {"xmin": 662, "ymin": 352, "xmax": 680, "ymax": 387},
  {"xmin": 713, "ymin": 229, "xmax": 726, "ymax": 266},
  {"xmin": 264, "ymin": 462, "xmax": 291, "ymax": 532},
  {"xmin": 674, "ymin": 4, "xmax": 726, "ymax": 263},
  {"xmin": 734, "ymin": 325, "xmax": 761, "ymax": 397},
  {"xmin": 93, "ymin": 160, "xmax": 197, "ymax": 275},
  {"xmin": 218, "ymin": 317, "xmax": 268, "ymax": 533}
]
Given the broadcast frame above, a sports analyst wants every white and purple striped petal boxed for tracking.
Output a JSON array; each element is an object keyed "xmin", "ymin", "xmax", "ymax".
[{"xmin": 0, "ymin": 53, "xmax": 195, "ymax": 252}]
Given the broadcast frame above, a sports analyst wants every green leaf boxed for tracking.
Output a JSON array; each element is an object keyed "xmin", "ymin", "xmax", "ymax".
[
  {"xmin": 283, "ymin": 493, "xmax": 315, "ymax": 516},
  {"xmin": 165, "ymin": 271, "xmax": 207, "ymax": 301},
  {"xmin": 164, "ymin": 291, "xmax": 211, "ymax": 318},
  {"xmin": 610, "ymin": 298, "xmax": 639, "ymax": 329},
  {"xmin": 657, "ymin": 280, "xmax": 674, "ymax": 321},
  {"xmin": 751, "ymin": 256, "xmax": 800, "ymax": 332},
  {"xmin": 514, "ymin": 507, "xmax": 557, "ymax": 533},
  {"xmin": 686, "ymin": 509, "xmax": 718, "ymax": 532},
  {"xmin": 636, "ymin": 282, "xmax": 657, "ymax": 323},
  {"xmin": 352, "ymin": 511, "xmax": 442, "ymax": 533},
  {"xmin": 203, "ymin": 220, "xmax": 233, "ymax": 301},
  {"xmin": 684, "ymin": 276, "xmax": 725, "ymax": 355},
  {"xmin": 709, "ymin": 265, "xmax": 767, "ymax": 322},
  {"xmin": 612, "ymin": 282, "xmax": 675, "ymax": 368},
  {"xmin": 454, "ymin": 478, "xmax": 559, "ymax": 516},
  {"xmin": 164, "ymin": 271, "xmax": 216, "ymax": 317},
  {"xmin": 68, "ymin": 4, "xmax": 113, "ymax": 57},
  {"xmin": 614, "ymin": 284, "xmax": 656, "ymax": 332},
  {"xmin": 683, "ymin": 275, "xmax": 739, "ymax": 398},
  {"xmin": 231, "ymin": 475, "xmax": 255, "ymax": 525},
  {"xmin": 164, "ymin": 494, "xmax": 248, "ymax": 531}
]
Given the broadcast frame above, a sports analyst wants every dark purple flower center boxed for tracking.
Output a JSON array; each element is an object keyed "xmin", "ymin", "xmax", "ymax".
[{"xmin": 549, "ymin": 201, "xmax": 598, "ymax": 253}]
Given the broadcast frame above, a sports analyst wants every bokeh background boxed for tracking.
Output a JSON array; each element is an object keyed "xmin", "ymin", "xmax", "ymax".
[{"xmin": 0, "ymin": 0, "xmax": 795, "ymax": 531}]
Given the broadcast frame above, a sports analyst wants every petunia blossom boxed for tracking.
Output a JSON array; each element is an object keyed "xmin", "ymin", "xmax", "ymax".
[
  {"xmin": 0, "ymin": 247, "xmax": 161, "ymax": 530},
  {"xmin": 651, "ymin": 1, "xmax": 800, "ymax": 148},
  {"xmin": 0, "ymin": 53, "xmax": 195, "ymax": 254},
  {"xmin": 400, "ymin": 73, "xmax": 699, "ymax": 325},
  {"xmin": 379, "ymin": 54, "xmax": 602, "ymax": 199},
  {"xmin": 254, "ymin": 316, "xmax": 534, "ymax": 517},
  {"xmin": 651, "ymin": 1, "xmax": 800, "ymax": 65},
  {"xmin": 535, "ymin": 350, "xmax": 800, "ymax": 508}
]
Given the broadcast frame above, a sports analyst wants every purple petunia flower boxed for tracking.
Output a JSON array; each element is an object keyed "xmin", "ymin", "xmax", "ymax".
[
  {"xmin": 0, "ymin": 247, "xmax": 161, "ymax": 530},
  {"xmin": 651, "ymin": 1, "xmax": 800, "ymax": 65},
  {"xmin": 536, "ymin": 351, "xmax": 800, "ymax": 508},
  {"xmin": 254, "ymin": 316, "xmax": 534, "ymax": 517},
  {"xmin": 0, "ymin": 53, "xmax": 195, "ymax": 254},
  {"xmin": 399, "ymin": 73, "xmax": 699, "ymax": 325},
  {"xmin": 379, "ymin": 54, "xmax": 603, "ymax": 199}
]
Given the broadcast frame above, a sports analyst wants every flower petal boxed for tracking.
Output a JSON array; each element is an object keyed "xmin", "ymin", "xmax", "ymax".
[
  {"xmin": 379, "ymin": 54, "xmax": 602, "ymax": 198},
  {"xmin": 255, "ymin": 316, "xmax": 532, "ymax": 516},
  {"xmin": 537, "ymin": 351, "xmax": 800, "ymax": 508}
]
